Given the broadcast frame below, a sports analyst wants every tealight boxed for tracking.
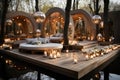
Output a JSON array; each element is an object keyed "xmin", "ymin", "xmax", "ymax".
[
  {"xmin": 66, "ymin": 49, "xmax": 69, "ymax": 53},
  {"xmin": 49, "ymin": 53, "xmax": 53, "ymax": 59},
  {"xmin": 96, "ymin": 53, "xmax": 100, "ymax": 57},
  {"xmin": 101, "ymin": 52, "xmax": 104, "ymax": 56},
  {"xmin": 93, "ymin": 53, "xmax": 96, "ymax": 58},
  {"xmin": 17, "ymin": 38, "xmax": 20, "ymax": 40},
  {"xmin": 90, "ymin": 55, "xmax": 94, "ymax": 59},
  {"xmin": 9, "ymin": 46, "xmax": 12, "ymax": 50},
  {"xmin": 53, "ymin": 50, "xmax": 56, "ymax": 54},
  {"xmin": 53, "ymin": 54, "xmax": 57, "ymax": 59},
  {"xmin": 57, "ymin": 52, "xmax": 61, "ymax": 58},
  {"xmin": 113, "ymin": 46, "xmax": 118, "ymax": 50},
  {"xmin": 74, "ymin": 58, "xmax": 78, "ymax": 64},
  {"xmin": 85, "ymin": 54, "xmax": 89, "ymax": 60},
  {"xmin": 44, "ymin": 51, "xmax": 47, "ymax": 57}
]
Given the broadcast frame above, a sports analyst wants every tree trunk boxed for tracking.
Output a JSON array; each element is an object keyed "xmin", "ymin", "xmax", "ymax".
[
  {"xmin": 76, "ymin": 0, "xmax": 79, "ymax": 9},
  {"xmin": 104, "ymin": 0, "xmax": 109, "ymax": 41},
  {"xmin": 63, "ymin": 0, "xmax": 72, "ymax": 45},
  {"xmin": 73, "ymin": 0, "xmax": 75, "ymax": 10},
  {"xmin": 95, "ymin": 0, "xmax": 99, "ymax": 15},
  {"xmin": 35, "ymin": 0, "xmax": 39, "ymax": 11},
  {"xmin": 95, "ymin": 0, "xmax": 99, "ymax": 36},
  {"xmin": 15, "ymin": 0, "xmax": 20, "ymax": 11},
  {"xmin": 0, "ymin": 0, "xmax": 9, "ymax": 45}
]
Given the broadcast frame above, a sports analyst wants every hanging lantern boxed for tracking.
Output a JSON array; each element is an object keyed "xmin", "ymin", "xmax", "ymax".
[
  {"xmin": 33, "ymin": 11, "xmax": 46, "ymax": 23},
  {"xmin": 6, "ymin": 19, "xmax": 13, "ymax": 25},
  {"xmin": 97, "ymin": 33, "xmax": 103, "ymax": 41},
  {"xmin": 36, "ymin": 29, "xmax": 41, "ymax": 39},
  {"xmin": 92, "ymin": 15, "xmax": 101, "ymax": 24}
]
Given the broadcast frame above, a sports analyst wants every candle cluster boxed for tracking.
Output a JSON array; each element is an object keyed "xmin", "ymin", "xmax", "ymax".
[
  {"xmin": 84, "ymin": 44, "xmax": 119, "ymax": 60},
  {"xmin": 73, "ymin": 53, "xmax": 78, "ymax": 64},
  {"xmin": 0, "ymin": 44, "xmax": 12, "ymax": 50},
  {"xmin": 64, "ymin": 49, "xmax": 79, "ymax": 64},
  {"xmin": 44, "ymin": 49, "xmax": 61, "ymax": 59}
]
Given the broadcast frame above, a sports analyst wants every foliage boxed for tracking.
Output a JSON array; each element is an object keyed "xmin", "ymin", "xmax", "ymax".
[
  {"xmin": 109, "ymin": 2, "xmax": 120, "ymax": 11},
  {"xmin": 8, "ymin": 0, "xmax": 55, "ymax": 13}
]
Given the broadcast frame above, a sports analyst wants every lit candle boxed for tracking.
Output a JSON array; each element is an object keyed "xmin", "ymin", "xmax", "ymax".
[
  {"xmin": 85, "ymin": 54, "xmax": 89, "ymax": 60},
  {"xmin": 57, "ymin": 52, "xmax": 61, "ymax": 58},
  {"xmin": 74, "ymin": 58, "xmax": 78, "ymax": 64},
  {"xmin": 93, "ymin": 53, "xmax": 96, "ymax": 58},
  {"xmin": 6, "ymin": 60, "xmax": 9, "ymax": 64},
  {"xmin": 9, "ymin": 46, "xmax": 12, "ymax": 50},
  {"xmin": 113, "ymin": 46, "xmax": 118, "ymax": 50},
  {"xmin": 49, "ymin": 53, "xmax": 53, "ymax": 59},
  {"xmin": 96, "ymin": 53, "xmax": 100, "ymax": 57},
  {"xmin": 53, "ymin": 50, "xmax": 56, "ymax": 54},
  {"xmin": 44, "ymin": 51, "xmax": 47, "ymax": 57},
  {"xmin": 90, "ymin": 55, "xmax": 94, "ymax": 59},
  {"xmin": 17, "ymin": 38, "xmax": 20, "ymax": 40},
  {"xmin": 66, "ymin": 49, "xmax": 69, "ymax": 53},
  {"xmin": 20, "ymin": 30, "xmax": 22, "ymax": 34},
  {"xmin": 109, "ymin": 38, "xmax": 112, "ymax": 42},
  {"xmin": 101, "ymin": 52, "xmax": 104, "ymax": 56},
  {"xmin": 53, "ymin": 54, "xmax": 57, "ymax": 59},
  {"xmin": 88, "ymin": 37, "xmax": 90, "ymax": 40},
  {"xmin": 66, "ymin": 49, "xmax": 69, "ymax": 57}
]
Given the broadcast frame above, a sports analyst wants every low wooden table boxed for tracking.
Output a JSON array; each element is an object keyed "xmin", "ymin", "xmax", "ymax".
[{"xmin": 0, "ymin": 46, "xmax": 120, "ymax": 80}]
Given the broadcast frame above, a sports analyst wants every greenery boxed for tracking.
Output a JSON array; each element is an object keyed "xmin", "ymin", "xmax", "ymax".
[{"xmin": 5, "ymin": 0, "xmax": 120, "ymax": 14}]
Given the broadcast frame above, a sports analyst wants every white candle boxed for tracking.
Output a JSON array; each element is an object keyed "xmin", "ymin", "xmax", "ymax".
[
  {"xmin": 53, "ymin": 54, "xmax": 57, "ymax": 59},
  {"xmin": 96, "ymin": 53, "xmax": 100, "ymax": 57},
  {"xmin": 101, "ymin": 52, "xmax": 104, "ymax": 56},
  {"xmin": 10, "ymin": 46, "xmax": 12, "ymax": 50},
  {"xmin": 52, "ymin": 50, "xmax": 56, "ymax": 54},
  {"xmin": 65, "ymin": 49, "xmax": 69, "ymax": 57},
  {"xmin": 44, "ymin": 51, "xmax": 47, "ymax": 57},
  {"xmin": 90, "ymin": 55, "xmax": 94, "ymax": 59},
  {"xmin": 66, "ymin": 49, "xmax": 69, "ymax": 53},
  {"xmin": 74, "ymin": 58, "xmax": 78, "ymax": 64},
  {"xmin": 49, "ymin": 53, "xmax": 53, "ymax": 59},
  {"xmin": 109, "ymin": 38, "xmax": 112, "ymax": 42},
  {"xmin": 85, "ymin": 55, "xmax": 89, "ymax": 60},
  {"xmin": 57, "ymin": 52, "xmax": 61, "ymax": 58}
]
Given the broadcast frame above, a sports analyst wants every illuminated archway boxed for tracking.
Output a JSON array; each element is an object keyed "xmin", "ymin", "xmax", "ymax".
[
  {"xmin": 71, "ymin": 9, "xmax": 95, "ymax": 40},
  {"xmin": 6, "ymin": 11, "xmax": 37, "ymax": 35},
  {"xmin": 43, "ymin": 7, "xmax": 75, "ymax": 40}
]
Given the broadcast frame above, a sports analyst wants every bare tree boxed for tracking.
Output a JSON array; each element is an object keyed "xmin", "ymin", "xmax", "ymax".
[
  {"xmin": 73, "ymin": 0, "xmax": 76, "ymax": 10},
  {"xmin": 35, "ymin": 0, "xmax": 39, "ymax": 11},
  {"xmin": 72, "ymin": 0, "xmax": 79, "ymax": 10},
  {"xmin": 103, "ymin": 0, "xmax": 109, "ymax": 41},
  {"xmin": 0, "ymin": 0, "xmax": 10, "ymax": 45},
  {"xmin": 63, "ymin": 0, "xmax": 72, "ymax": 45},
  {"xmin": 15, "ymin": 0, "xmax": 20, "ymax": 11}
]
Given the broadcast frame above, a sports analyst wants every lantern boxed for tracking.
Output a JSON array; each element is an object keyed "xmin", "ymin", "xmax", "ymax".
[
  {"xmin": 33, "ymin": 11, "xmax": 46, "ymax": 23},
  {"xmin": 6, "ymin": 19, "xmax": 13, "ymax": 25},
  {"xmin": 92, "ymin": 15, "xmax": 101, "ymax": 24}
]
